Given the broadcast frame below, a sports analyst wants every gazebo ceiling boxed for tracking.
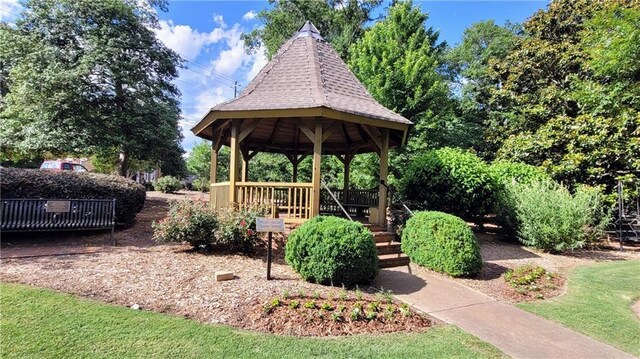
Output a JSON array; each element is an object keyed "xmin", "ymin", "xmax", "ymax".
[{"xmin": 192, "ymin": 21, "xmax": 411, "ymax": 155}]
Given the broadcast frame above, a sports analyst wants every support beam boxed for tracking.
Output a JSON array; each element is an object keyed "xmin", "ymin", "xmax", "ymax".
[
  {"xmin": 292, "ymin": 161, "xmax": 299, "ymax": 182},
  {"xmin": 343, "ymin": 153, "xmax": 352, "ymax": 204},
  {"xmin": 311, "ymin": 120, "xmax": 323, "ymax": 217},
  {"xmin": 210, "ymin": 129, "xmax": 223, "ymax": 184},
  {"xmin": 210, "ymin": 147, "xmax": 218, "ymax": 184},
  {"xmin": 299, "ymin": 124, "xmax": 315, "ymax": 143},
  {"xmin": 322, "ymin": 121, "xmax": 338, "ymax": 142},
  {"xmin": 241, "ymin": 148, "xmax": 257, "ymax": 182},
  {"xmin": 362, "ymin": 125, "xmax": 382, "ymax": 151},
  {"xmin": 377, "ymin": 129, "xmax": 389, "ymax": 225},
  {"xmin": 229, "ymin": 121, "xmax": 240, "ymax": 203},
  {"xmin": 238, "ymin": 119, "xmax": 263, "ymax": 144},
  {"xmin": 287, "ymin": 154, "xmax": 306, "ymax": 182}
]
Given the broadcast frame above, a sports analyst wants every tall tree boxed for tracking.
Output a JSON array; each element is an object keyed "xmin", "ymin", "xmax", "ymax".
[
  {"xmin": 348, "ymin": 0, "xmax": 466, "ymax": 180},
  {"xmin": 242, "ymin": 0, "xmax": 382, "ymax": 60},
  {"xmin": 487, "ymin": 0, "xmax": 640, "ymax": 192},
  {"xmin": 0, "ymin": 0, "xmax": 184, "ymax": 176},
  {"xmin": 447, "ymin": 20, "xmax": 521, "ymax": 157}
]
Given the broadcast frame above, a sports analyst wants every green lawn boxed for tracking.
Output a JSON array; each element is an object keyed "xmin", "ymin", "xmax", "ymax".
[
  {"xmin": 518, "ymin": 260, "xmax": 640, "ymax": 356},
  {"xmin": 0, "ymin": 283, "xmax": 503, "ymax": 359}
]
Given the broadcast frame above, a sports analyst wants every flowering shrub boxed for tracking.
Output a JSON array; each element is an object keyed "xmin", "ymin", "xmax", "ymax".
[
  {"xmin": 152, "ymin": 200, "xmax": 218, "ymax": 249},
  {"xmin": 215, "ymin": 205, "xmax": 268, "ymax": 253},
  {"xmin": 152, "ymin": 201, "xmax": 267, "ymax": 253}
]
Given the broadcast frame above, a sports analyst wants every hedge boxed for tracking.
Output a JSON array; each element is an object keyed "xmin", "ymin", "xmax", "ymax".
[
  {"xmin": 400, "ymin": 147, "xmax": 496, "ymax": 220},
  {"xmin": 0, "ymin": 168, "xmax": 145, "ymax": 225},
  {"xmin": 285, "ymin": 216, "xmax": 379, "ymax": 287},
  {"xmin": 401, "ymin": 211, "xmax": 482, "ymax": 277}
]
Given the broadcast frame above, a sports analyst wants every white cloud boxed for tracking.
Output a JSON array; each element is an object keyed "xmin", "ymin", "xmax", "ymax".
[
  {"xmin": 159, "ymin": 15, "xmax": 272, "ymax": 151},
  {"xmin": 213, "ymin": 13, "xmax": 226, "ymax": 28},
  {"xmin": 247, "ymin": 46, "xmax": 268, "ymax": 81},
  {"xmin": 210, "ymin": 25, "xmax": 267, "ymax": 78},
  {"xmin": 154, "ymin": 20, "xmax": 225, "ymax": 60},
  {"xmin": 242, "ymin": 10, "xmax": 257, "ymax": 21},
  {"xmin": 0, "ymin": 0, "xmax": 22, "ymax": 21}
]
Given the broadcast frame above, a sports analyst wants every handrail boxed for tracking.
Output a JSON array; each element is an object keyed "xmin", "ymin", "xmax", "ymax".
[
  {"xmin": 381, "ymin": 181, "xmax": 414, "ymax": 216},
  {"xmin": 236, "ymin": 181, "xmax": 313, "ymax": 188},
  {"xmin": 321, "ymin": 180, "xmax": 353, "ymax": 221}
]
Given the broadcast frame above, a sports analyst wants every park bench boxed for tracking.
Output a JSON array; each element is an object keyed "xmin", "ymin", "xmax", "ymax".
[{"xmin": 1, "ymin": 198, "xmax": 116, "ymax": 244}]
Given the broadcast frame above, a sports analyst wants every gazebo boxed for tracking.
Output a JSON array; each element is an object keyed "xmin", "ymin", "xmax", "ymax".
[{"xmin": 191, "ymin": 21, "xmax": 411, "ymax": 225}]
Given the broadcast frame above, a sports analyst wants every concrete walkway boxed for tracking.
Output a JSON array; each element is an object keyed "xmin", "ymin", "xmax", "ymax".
[{"xmin": 374, "ymin": 265, "xmax": 636, "ymax": 359}]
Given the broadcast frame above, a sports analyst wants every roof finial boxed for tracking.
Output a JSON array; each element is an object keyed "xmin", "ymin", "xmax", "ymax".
[{"xmin": 296, "ymin": 20, "xmax": 324, "ymax": 40}]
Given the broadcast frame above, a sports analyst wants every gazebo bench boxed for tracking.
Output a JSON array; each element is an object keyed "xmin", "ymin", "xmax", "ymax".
[{"xmin": 1, "ymin": 198, "xmax": 116, "ymax": 244}]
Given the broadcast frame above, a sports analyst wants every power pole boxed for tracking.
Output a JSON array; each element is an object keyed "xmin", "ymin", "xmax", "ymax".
[{"xmin": 234, "ymin": 81, "xmax": 238, "ymax": 98}]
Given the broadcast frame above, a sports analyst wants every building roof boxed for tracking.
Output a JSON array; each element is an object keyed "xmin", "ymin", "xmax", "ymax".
[
  {"xmin": 191, "ymin": 21, "xmax": 411, "ymax": 154},
  {"xmin": 196, "ymin": 21, "xmax": 410, "ymax": 124}
]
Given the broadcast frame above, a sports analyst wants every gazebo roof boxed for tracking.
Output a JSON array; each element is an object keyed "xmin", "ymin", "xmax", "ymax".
[{"xmin": 192, "ymin": 21, "xmax": 411, "ymax": 155}]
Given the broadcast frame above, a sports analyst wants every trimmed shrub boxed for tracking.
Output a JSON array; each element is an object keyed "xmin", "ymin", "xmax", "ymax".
[
  {"xmin": 506, "ymin": 180, "xmax": 611, "ymax": 252},
  {"xmin": 400, "ymin": 147, "xmax": 496, "ymax": 220},
  {"xmin": 401, "ymin": 211, "xmax": 482, "ymax": 277},
  {"xmin": 0, "ymin": 168, "xmax": 145, "ymax": 225},
  {"xmin": 285, "ymin": 216, "xmax": 379, "ymax": 286},
  {"xmin": 490, "ymin": 161, "xmax": 550, "ymax": 233},
  {"xmin": 153, "ymin": 176, "xmax": 182, "ymax": 193},
  {"xmin": 152, "ymin": 200, "xmax": 218, "ymax": 249}
]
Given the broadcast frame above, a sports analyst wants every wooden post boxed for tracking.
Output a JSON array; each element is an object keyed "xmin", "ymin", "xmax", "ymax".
[
  {"xmin": 241, "ymin": 149, "xmax": 249, "ymax": 182},
  {"xmin": 229, "ymin": 122, "xmax": 240, "ymax": 203},
  {"xmin": 292, "ymin": 161, "xmax": 298, "ymax": 182},
  {"xmin": 311, "ymin": 121, "xmax": 323, "ymax": 217},
  {"xmin": 377, "ymin": 129, "xmax": 389, "ymax": 225},
  {"xmin": 343, "ymin": 153, "xmax": 352, "ymax": 204},
  {"xmin": 210, "ymin": 146, "xmax": 218, "ymax": 184}
]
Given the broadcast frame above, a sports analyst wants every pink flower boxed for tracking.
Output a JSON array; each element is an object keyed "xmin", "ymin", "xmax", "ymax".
[
  {"xmin": 246, "ymin": 229, "xmax": 253, "ymax": 236},
  {"xmin": 240, "ymin": 219, "xmax": 247, "ymax": 227}
]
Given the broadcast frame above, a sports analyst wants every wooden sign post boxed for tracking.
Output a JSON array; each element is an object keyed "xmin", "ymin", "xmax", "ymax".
[{"xmin": 256, "ymin": 217, "xmax": 285, "ymax": 280}]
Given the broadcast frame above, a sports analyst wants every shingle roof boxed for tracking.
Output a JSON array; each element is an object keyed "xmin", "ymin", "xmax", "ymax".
[{"xmin": 208, "ymin": 21, "xmax": 411, "ymax": 126}]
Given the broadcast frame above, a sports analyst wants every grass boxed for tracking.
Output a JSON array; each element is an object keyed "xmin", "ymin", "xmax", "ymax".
[
  {"xmin": 0, "ymin": 283, "xmax": 503, "ymax": 359},
  {"xmin": 518, "ymin": 260, "xmax": 640, "ymax": 356}
]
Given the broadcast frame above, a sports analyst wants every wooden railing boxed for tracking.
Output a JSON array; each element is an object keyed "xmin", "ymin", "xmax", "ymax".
[
  {"xmin": 236, "ymin": 182, "xmax": 313, "ymax": 223},
  {"xmin": 210, "ymin": 182, "xmax": 230, "ymax": 210}
]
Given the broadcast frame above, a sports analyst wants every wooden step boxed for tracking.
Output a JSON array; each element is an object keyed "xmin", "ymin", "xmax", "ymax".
[
  {"xmin": 378, "ymin": 254, "xmax": 410, "ymax": 268},
  {"xmin": 372, "ymin": 231, "xmax": 395, "ymax": 243},
  {"xmin": 364, "ymin": 224, "xmax": 386, "ymax": 232},
  {"xmin": 376, "ymin": 242, "xmax": 402, "ymax": 255}
]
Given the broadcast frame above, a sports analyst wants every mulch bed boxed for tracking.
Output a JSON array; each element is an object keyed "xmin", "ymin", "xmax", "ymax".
[
  {"xmin": 440, "ymin": 227, "xmax": 640, "ymax": 304},
  {"xmin": 231, "ymin": 294, "xmax": 432, "ymax": 336},
  {"xmin": 1, "ymin": 191, "xmax": 435, "ymax": 336},
  {"xmin": 501, "ymin": 268, "xmax": 565, "ymax": 301}
]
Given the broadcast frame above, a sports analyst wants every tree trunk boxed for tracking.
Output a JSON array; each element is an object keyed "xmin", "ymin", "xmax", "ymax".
[{"xmin": 118, "ymin": 151, "xmax": 130, "ymax": 177}]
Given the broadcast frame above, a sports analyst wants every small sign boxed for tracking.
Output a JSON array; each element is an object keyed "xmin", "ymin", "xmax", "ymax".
[
  {"xmin": 256, "ymin": 217, "xmax": 285, "ymax": 233},
  {"xmin": 46, "ymin": 200, "xmax": 70, "ymax": 213}
]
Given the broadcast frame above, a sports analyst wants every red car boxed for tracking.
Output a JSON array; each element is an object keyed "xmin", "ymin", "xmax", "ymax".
[{"xmin": 40, "ymin": 160, "xmax": 89, "ymax": 172}]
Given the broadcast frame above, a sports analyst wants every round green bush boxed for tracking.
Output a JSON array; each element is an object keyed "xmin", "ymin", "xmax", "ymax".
[
  {"xmin": 400, "ymin": 147, "xmax": 496, "ymax": 219},
  {"xmin": 401, "ymin": 211, "xmax": 482, "ymax": 277},
  {"xmin": 153, "ymin": 176, "xmax": 182, "ymax": 193},
  {"xmin": 285, "ymin": 216, "xmax": 379, "ymax": 286},
  {"xmin": 0, "ymin": 168, "xmax": 145, "ymax": 225}
]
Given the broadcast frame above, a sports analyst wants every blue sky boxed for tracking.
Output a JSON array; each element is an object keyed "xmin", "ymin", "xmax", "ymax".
[{"xmin": 0, "ymin": 0, "xmax": 550, "ymax": 154}]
